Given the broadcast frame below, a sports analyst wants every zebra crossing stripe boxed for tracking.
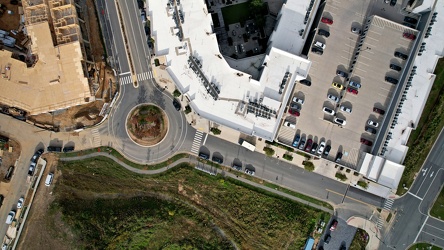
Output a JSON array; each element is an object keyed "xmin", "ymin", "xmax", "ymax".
[{"xmin": 191, "ymin": 131, "xmax": 204, "ymax": 153}]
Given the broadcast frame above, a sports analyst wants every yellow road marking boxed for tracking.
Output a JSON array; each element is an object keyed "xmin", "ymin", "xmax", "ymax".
[{"xmin": 326, "ymin": 189, "xmax": 376, "ymax": 208}]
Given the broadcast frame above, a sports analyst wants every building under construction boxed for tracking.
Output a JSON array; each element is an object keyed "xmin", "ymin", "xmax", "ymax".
[{"xmin": 0, "ymin": 0, "xmax": 96, "ymax": 115}]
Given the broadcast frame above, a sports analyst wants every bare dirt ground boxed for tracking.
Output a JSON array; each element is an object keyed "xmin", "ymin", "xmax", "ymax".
[
  {"xmin": 86, "ymin": 0, "xmax": 104, "ymax": 62},
  {"xmin": 0, "ymin": 0, "xmax": 20, "ymax": 32},
  {"xmin": 17, "ymin": 154, "xmax": 77, "ymax": 250},
  {"xmin": 0, "ymin": 138, "xmax": 21, "ymax": 183},
  {"xmin": 27, "ymin": 101, "xmax": 105, "ymax": 131}
]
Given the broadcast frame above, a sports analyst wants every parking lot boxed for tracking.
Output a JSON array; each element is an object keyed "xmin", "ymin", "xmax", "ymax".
[{"xmin": 277, "ymin": 0, "xmax": 417, "ymax": 168}]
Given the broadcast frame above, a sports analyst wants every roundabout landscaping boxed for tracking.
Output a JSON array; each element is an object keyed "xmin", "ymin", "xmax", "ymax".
[{"xmin": 126, "ymin": 104, "xmax": 169, "ymax": 147}]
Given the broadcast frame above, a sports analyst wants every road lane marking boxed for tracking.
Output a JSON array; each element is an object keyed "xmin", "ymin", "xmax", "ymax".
[
  {"xmin": 421, "ymin": 230, "xmax": 444, "ymax": 241},
  {"xmin": 407, "ymin": 191, "xmax": 423, "ymax": 200},
  {"xmin": 119, "ymin": 71, "xmax": 131, "ymax": 76},
  {"xmin": 325, "ymin": 189, "xmax": 375, "ymax": 207},
  {"xmin": 424, "ymin": 223, "xmax": 444, "ymax": 232},
  {"xmin": 203, "ymin": 133, "xmax": 208, "ymax": 145},
  {"xmin": 414, "ymin": 216, "xmax": 429, "ymax": 242}
]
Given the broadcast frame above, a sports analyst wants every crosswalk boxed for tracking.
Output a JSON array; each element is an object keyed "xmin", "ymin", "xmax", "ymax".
[
  {"xmin": 377, "ymin": 216, "xmax": 384, "ymax": 229},
  {"xmin": 91, "ymin": 128, "xmax": 101, "ymax": 147},
  {"xmin": 119, "ymin": 71, "xmax": 153, "ymax": 86},
  {"xmin": 190, "ymin": 130, "xmax": 203, "ymax": 154},
  {"xmin": 383, "ymin": 198, "xmax": 394, "ymax": 211}
]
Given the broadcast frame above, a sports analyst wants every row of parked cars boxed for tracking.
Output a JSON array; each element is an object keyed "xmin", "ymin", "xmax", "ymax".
[{"xmin": 199, "ymin": 152, "xmax": 256, "ymax": 175}]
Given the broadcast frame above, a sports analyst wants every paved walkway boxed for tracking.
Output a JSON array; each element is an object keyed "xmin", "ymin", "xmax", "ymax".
[
  {"xmin": 347, "ymin": 216, "xmax": 382, "ymax": 250},
  {"xmin": 59, "ymin": 152, "xmax": 333, "ymax": 213}
]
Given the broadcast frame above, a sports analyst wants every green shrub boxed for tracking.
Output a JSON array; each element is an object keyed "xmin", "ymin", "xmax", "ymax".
[
  {"xmin": 265, "ymin": 140, "xmax": 294, "ymax": 152},
  {"xmin": 173, "ymin": 89, "xmax": 181, "ymax": 97},
  {"xmin": 184, "ymin": 105, "xmax": 192, "ymax": 114},
  {"xmin": 335, "ymin": 172, "xmax": 347, "ymax": 181},
  {"xmin": 154, "ymin": 58, "xmax": 160, "ymax": 66},
  {"xmin": 263, "ymin": 147, "xmax": 275, "ymax": 156},
  {"xmin": 357, "ymin": 180, "xmax": 368, "ymax": 189},
  {"xmin": 210, "ymin": 127, "xmax": 221, "ymax": 135},
  {"xmin": 303, "ymin": 161, "xmax": 314, "ymax": 172},
  {"xmin": 296, "ymin": 151, "xmax": 311, "ymax": 159},
  {"xmin": 283, "ymin": 154, "xmax": 293, "ymax": 161}
]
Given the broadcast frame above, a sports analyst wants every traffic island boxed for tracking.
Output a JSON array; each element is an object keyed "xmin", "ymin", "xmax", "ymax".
[{"xmin": 126, "ymin": 104, "xmax": 168, "ymax": 147}]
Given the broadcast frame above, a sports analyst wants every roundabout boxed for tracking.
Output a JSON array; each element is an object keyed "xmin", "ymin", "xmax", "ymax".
[{"xmin": 126, "ymin": 104, "xmax": 169, "ymax": 147}]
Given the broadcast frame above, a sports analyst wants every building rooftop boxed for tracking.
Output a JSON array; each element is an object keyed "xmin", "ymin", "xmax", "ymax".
[
  {"xmin": 0, "ymin": 22, "xmax": 91, "ymax": 115},
  {"xmin": 150, "ymin": 0, "xmax": 312, "ymax": 140}
]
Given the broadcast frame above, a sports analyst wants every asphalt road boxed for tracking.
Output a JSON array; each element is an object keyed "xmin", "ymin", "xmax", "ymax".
[{"xmin": 383, "ymin": 128, "xmax": 444, "ymax": 249}]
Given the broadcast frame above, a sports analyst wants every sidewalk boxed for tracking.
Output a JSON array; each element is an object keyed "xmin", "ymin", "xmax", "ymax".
[{"xmin": 346, "ymin": 216, "xmax": 382, "ymax": 250}]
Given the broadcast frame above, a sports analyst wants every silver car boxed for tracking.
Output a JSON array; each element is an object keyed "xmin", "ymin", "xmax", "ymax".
[
  {"xmin": 340, "ymin": 105, "xmax": 352, "ymax": 113},
  {"xmin": 327, "ymin": 94, "xmax": 340, "ymax": 103},
  {"xmin": 292, "ymin": 97, "xmax": 305, "ymax": 105},
  {"xmin": 349, "ymin": 81, "xmax": 361, "ymax": 89}
]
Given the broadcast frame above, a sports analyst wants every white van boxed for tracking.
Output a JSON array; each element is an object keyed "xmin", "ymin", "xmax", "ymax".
[
  {"xmin": 314, "ymin": 41, "xmax": 326, "ymax": 50},
  {"xmin": 45, "ymin": 173, "xmax": 54, "ymax": 187},
  {"xmin": 284, "ymin": 121, "xmax": 296, "ymax": 129},
  {"xmin": 5, "ymin": 211, "xmax": 15, "ymax": 224}
]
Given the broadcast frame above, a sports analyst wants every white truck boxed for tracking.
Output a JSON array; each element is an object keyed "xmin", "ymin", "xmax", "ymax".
[{"xmin": 241, "ymin": 140, "xmax": 255, "ymax": 151}]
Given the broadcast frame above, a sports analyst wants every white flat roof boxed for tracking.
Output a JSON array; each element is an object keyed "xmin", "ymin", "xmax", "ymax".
[
  {"xmin": 150, "ymin": 0, "xmax": 312, "ymax": 140},
  {"xmin": 379, "ymin": 161, "xmax": 405, "ymax": 189}
]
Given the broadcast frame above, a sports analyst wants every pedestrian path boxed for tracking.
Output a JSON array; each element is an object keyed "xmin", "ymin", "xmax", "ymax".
[
  {"xmin": 91, "ymin": 128, "xmax": 101, "ymax": 147},
  {"xmin": 190, "ymin": 130, "xmax": 203, "ymax": 154},
  {"xmin": 136, "ymin": 71, "xmax": 153, "ymax": 82},
  {"xmin": 119, "ymin": 75, "xmax": 133, "ymax": 85},
  {"xmin": 383, "ymin": 198, "xmax": 394, "ymax": 211}
]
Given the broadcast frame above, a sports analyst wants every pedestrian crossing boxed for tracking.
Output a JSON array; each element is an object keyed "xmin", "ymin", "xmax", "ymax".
[
  {"xmin": 119, "ymin": 71, "xmax": 153, "ymax": 86},
  {"xmin": 190, "ymin": 130, "xmax": 203, "ymax": 154},
  {"xmin": 383, "ymin": 198, "xmax": 394, "ymax": 211},
  {"xmin": 91, "ymin": 128, "xmax": 101, "ymax": 147},
  {"xmin": 377, "ymin": 216, "xmax": 384, "ymax": 229}
]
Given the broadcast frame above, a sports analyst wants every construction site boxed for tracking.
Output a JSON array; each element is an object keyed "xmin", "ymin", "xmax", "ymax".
[{"xmin": 0, "ymin": 0, "xmax": 116, "ymax": 131}]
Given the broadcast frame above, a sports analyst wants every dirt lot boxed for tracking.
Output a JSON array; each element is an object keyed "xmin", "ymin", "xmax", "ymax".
[
  {"xmin": 0, "ymin": 137, "xmax": 21, "ymax": 184},
  {"xmin": 0, "ymin": 0, "xmax": 20, "ymax": 32},
  {"xmin": 86, "ymin": 0, "xmax": 104, "ymax": 62},
  {"xmin": 27, "ymin": 101, "xmax": 105, "ymax": 131},
  {"xmin": 17, "ymin": 154, "xmax": 77, "ymax": 250}
]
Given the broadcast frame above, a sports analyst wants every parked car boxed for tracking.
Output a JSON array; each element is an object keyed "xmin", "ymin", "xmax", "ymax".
[
  {"xmin": 284, "ymin": 121, "xmax": 296, "ymax": 129},
  {"xmin": 198, "ymin": 152, "xmax": 209, "ymax": 160},
  {"xmin": 334, "ymin": 117, "xmax": 346, "ymax": 126},
  {"xmin": 47, "ymin": 146, "xmax": 62, "ymax": 152},
  {"xmin": 394, "ymin": 51, "xmax": 408, "ymax": 60},
  {"xmin": 5, "ymin": 211, "xmax": 15, "ymax": 224},
  {"xmin": 404, "ymin": 16, "xmax": 418, "ymax": 24},
  {"xmin": 403, "ymin": 32, "xmax": 416, "ymax": 40},
  {"xmin": 351, "ymin": 27, "xmax": 361, "ymax": 34},
  {"xmin": 385, "ymin": 76, "xmax": 398, "ymax": 84},
  {"xmin": 28, "ymin": 162, "xmax": 36, "ymax": 176},
  {"xmin": 318, "ymin": 29, "xmax": 330, "ymax": 38},
  {"xmin": 323, "ymin": 145, "xmax": 331, "ymax": 156},
  {"xmin": 335, "ymin": 152, "xmax": 343, "ymax": 163},
  {"xmin": 292, "ymin": 134, "xmax": 301, "ymax": 147},
  {"xmin": 373, "ymin": 107, "xmax": 386, "ymax": 115},
  {"xmin": 390, "ymin": 63, "xmax": 402, "ymax": 71},
  {"xmin": 347, "ymin": 87, "xmax": 358, "ymax": 95},
  {"xmin": 305, "ymin": 139, "xmax": 313, "ymax": 152},
  {"xmin": 288, "ymin": 108, "xmax": 300, "ymax": 117},
  {"xmin": 360, "ymin": 138, "xmax": 373, "ymax": 146},
  {"xmin": 245, "ymin": 169, "xmax": 255, "ymax": 176},
  {"xmin": 173, "ymin": 99, "xmax": 182, "ymax": 111},
  {"xmin": 311, "ymin": 47, "xmax": 323, "ymax": 55},
  {"xmin": 317, "ymin": 141, "xmax": 326, "ymax": 155},
  {"xmin": 321, "ymin": 17, "xmax": 333, "ymax": 25},
  {"xmin": 290, "ymin": 103, "xmax": 301, "ymax": 110},
  {"xmin": 340, "ymin": 105, "xmax": 352, "ymax": 113},
  {"xmin": 0, "ymin": 195, "xmax": 3, "ymax": 208},
  {"xmin": 324, "ymin": 233, "xmax": 332, "ymax": 244},
  {"xmin": 62, "ymin": 146, "xmax": 75, "ymax": 153},
  {"xmin": 31, "ymin": 149, "xmax": 44, "ymax": 162},
  {"xmin": 368, "ymin": 120, "xmax": 379, "ymax": 127},
  {"xmin": 314, "ymin": 41, "xmax": 326, "ymax": 50},
  {"xmin": 365, "ymin": 126, "xmax": 377, "ymax": 134},
  {"xmin": 212, "ymin": 156, "xmax": 223, "ymax": 164},
  {"xmin": 330, "ymin": 219, "xmax": 338, "ymax": 231},
  {"xmin": 232, "ymin": 164, "xmax": 242, "ymax": 171},
  {"xmin": 327, "ymin": 94, "xmax": 340, "ymax": 103},
  {"xmin": 332, "ymin": 82, "xmax": 345, "ymax": 90},
  {"xmin": 4, "ymin": 166, "xmax": 14, "ymax": 180},
  {"xmin": 336, "ymin": 70, "xmax": 349, "ymax": 78},
  {"xmin": 300, "ymin": 79, "xmax": 312, "ymax": 86},
  {"xmin": 17, "ymin": 197, "xmax": 24, "ymax": 209},
  {"xmin": 292, "ymin": 97, "xmax": 304, "ymax": 105},
  {"xmin": 311, "ymin": 143, "xmax": 318, "ymax": 154},
  {"xmin": 323, "ymin": 107, "xmax": 335, "ymax": 115},
  {"xmin": 298, "ymin": 138, "xmax": 306, "ymax": 150},
  {"xmin": 390, "ymin": 0, "xmax": 397, "ymax": 6},
  {"xmin": 349, "ymin": 81, "xmax": 361, "ymax": 88}
]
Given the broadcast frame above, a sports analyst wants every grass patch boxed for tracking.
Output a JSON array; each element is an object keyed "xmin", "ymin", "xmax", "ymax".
[
  {"xmin": 210, "ymin": 127, "xmax": 221, "ymax": 135},
  {"xmin": 296, "ymin": 151, "xmax": 311, "ymax": 159},
  {"xmin": 430, "ymin": 186, "xmax": 444, "ymax": 220},
  {"xmin": 398, "ymin": 58, "xmax": 444, "ymax": 195},
  {"xmin": 53, "ymin": 158, "xmax": 330, "ymax": 249},
  {"xmin": 265, "ymin": 140, "xmax": 294, "ymax": 152},
  {"xmin": 60, "ymin": 146, "xmax": 188, "ymax": 170},
  {"xmin": 349, "ymin": 228, "xmax": 369, "ymax": 250},
  {"xmin": 335, "ymin": 172, "xmax": 347, "ymax": 181},
  {"xmin": 221, "ymin": 2, "xmax": 251, "ymax": 25},
  {"xmin": 357, "ymin": 180, "xmax": 368, "ymax": 189},
  {"xmin": 408, "ymin": 243, "xmax": 442, "ymax": 250},
  {"xmin": 263, "ymin": 147, "xmax": 275, "ymax": 156},
  {"xmin": 386, "ymin": 212, "xmax": 393, "ymax": 223},
  {"xmin": 282, "ymin": 153, "xmax": 293, "ymax": 161},
  {"xmin": 302, "ymin": 161, "xmax": 314, "ymax": 172}
]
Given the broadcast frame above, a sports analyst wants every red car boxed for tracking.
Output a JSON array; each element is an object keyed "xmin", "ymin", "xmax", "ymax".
[
  {"xmin": 403, "ymin": 32, "xmax": 416, "ymax": 40},
  {"xmin": 305, "ymin": 139, "xmax": 313, "ymax": 152},
  {"xmin": 288, "ymin": 108, "xmax": 300, "ymax": 117},
  {"xmin": 347, "ymin": 87, "xmax": 358, "ymax": 95},
  {"xmin": 330, "ymin": 219, "xmax": 338, "ymax": 231},
  {"xmin": 373, "ymin": 107, "xmax": 385, "ymax": 115},
  {"xmin": 360, "ymin": 138, "xmax": 373, "ymax": 146},
  {"xmin": 321, "ymin": 17, "xmax": 333, "ymax": 25}
]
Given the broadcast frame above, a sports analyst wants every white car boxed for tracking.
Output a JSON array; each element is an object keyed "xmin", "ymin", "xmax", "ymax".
[
  {"xmin": 340, "ymin": 105, "xmax": 352, "ymax": 113},
  {"xmin": 292, "ymin": 97, "xmax": 305, "ymax": 105},
  {"xmin": 245, "ymin": 169, "xmax": 255, "ymax": 176},
  {"xmin": 322, "ymin": 107, "xmax": 335, "ymax": 115},
  {"xmin": 314, "ymin": 41, "xmax": 326, "ymax": 50},
  {"xmin": 317, "ymin": 141, "xmax": 326, "ymax": 154},
  {"xmin": 349, "ymin": 81, "xmax": 361, "ymax": 89},
  {"xmin": 334, "ymin": 117, "xmax": 346, "ymax": 126},
  {"xmin": 367, "ymin": 120, "xmax": 379, "ymax": 127},
  {"xmin": 5, "ymin": 211, "xmax": 15, "ymax": 224},
  {"xmin": 284, "ymin": 121, "xmax": 296, "ymax": 129},
  {"xmin": 17, "ymin": 197, "xmax": 24, "ymax": 209},
  {"xmin": 327, "ymin": 94, "xmax": 340, "ymax": 103}
]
